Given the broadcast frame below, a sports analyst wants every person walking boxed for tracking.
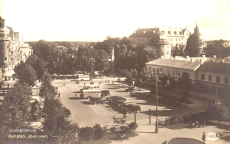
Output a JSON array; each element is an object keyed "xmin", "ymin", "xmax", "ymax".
[
  {"xmin": 202, "ymin": 132, "xmax": 206, "ymax": 142},
  {"xmin": 58, "ymin": 92, "xmax": 60, "ymax": 97}
]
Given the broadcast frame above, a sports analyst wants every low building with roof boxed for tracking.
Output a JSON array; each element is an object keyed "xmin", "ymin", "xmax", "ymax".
[
  {"xmin": 196, "ymin": 56, "xmax": 230, "ymax": 97},
  {"xmin": 146, "ymin": 55, "xmax": 230, "ymax": 98},
  {"xmin": 146, "ymin": 56, "xmax": 209, "ymax": 83}
]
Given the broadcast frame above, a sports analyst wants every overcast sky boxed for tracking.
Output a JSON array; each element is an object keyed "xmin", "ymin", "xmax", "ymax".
[{"xmin": 0, "ymin": 0, "xmax": 230, "ymax": 42}]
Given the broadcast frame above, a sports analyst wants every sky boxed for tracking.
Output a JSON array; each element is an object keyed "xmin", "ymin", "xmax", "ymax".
[{"xmin": 0, "ymin": 0, "xmax": 230, "ymax": 42}]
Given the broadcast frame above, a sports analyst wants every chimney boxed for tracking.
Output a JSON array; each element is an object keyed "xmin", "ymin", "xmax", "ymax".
[
  {"xmin": 213, "ymin": 55, "xmax": 216, "ymax": 58},
  {"xmin": 186, "ymin": 56, "xmax": 190, "ymax": 59}
]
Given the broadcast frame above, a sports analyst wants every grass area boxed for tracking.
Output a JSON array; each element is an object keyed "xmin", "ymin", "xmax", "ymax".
[{"xmin": 80, "ymin": 131, "xmax": 138, "ymax": 144}]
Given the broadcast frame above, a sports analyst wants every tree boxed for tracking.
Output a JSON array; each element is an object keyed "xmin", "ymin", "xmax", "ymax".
[
  {"xmin": 42, "ymin": 98, "xmax": 79, "ymax": 143},
  {"xmin": 78, "ymin": 127, "xmax": 94, "ymax": 141},
  {"xmin": 93, "ymin": 124, "xmax": 107, "ymax": 139},
  {"xmin": 14, "ymin": 63, "xmax": 37, "ymax": 86},
  {"xmin": 178, "ymin": 72, "xmax": 192, "ymax": 99},
  {"xmin": 26, "ymin": 54, "xmax": 47, "ymax": 79},
  {"xmin": 207, "ymin": 100, "xmax": 230, "ymax": 125},
  {"xmin": 0, "ymin": 82, "xmax": 32, "ymax": 143},
  {"xmin": 39, "ymin": 72, "xmax": 57, "ymax": 98}
]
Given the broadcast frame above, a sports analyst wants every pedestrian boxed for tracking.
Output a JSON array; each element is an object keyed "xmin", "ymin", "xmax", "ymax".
[
  {"xmin": 196, "ymin": 121, "xmax": 199, "ymax": 128},
  {"xmin": 202, "ymin": 132, "xmax": 206, "ymax": 142},
  {"xmin": 58, "ymin": 92, "xmax": 60, "ymax": 97}
]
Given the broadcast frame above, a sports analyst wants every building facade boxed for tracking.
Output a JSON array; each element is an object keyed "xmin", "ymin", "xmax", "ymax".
[
  {"xmin": 0, "ymin": 16, "xmax": 32, "ymax": 81},
  {"xmin": 129, "ymin": 27, "xmax": 190, "ymax": 47},
  {"xmin": 146, "ymin": 55, "xmax": 230, "ymax": 97}
]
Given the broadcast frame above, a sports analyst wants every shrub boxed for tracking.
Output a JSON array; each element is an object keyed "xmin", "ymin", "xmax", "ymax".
[
  {"xmin": 128, "ymin": 122, "xmax": 138, "ymax": 130},
  {"xmin": 78, "ymin": 127, "xmax": 94, "ymax": 141},
  {"xmin": 165, "ymin": 115, "xmax": 184, "ymax": 125},
  {"xmin": 93, "ymin": 124, "xmax": 107, "ymax": 139},
  {"xmin": 110, "ymin": 127, "xmax": 117, "ymax": 133}
]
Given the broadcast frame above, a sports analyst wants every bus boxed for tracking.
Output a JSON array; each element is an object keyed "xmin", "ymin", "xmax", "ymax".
[
  {"xmin": 76, "ymin": 74, "xmax": 90, "ymax": 81},
  {"xmin": 80, "ymin": 89, "xmax": 101, "ymax": 99}
]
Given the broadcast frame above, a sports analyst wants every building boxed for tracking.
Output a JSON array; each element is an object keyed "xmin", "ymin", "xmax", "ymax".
[
  {"xmin": 146, "ymin": 56, "xmax": 209, "ymax": 84},
  {"xmin": 0, "ymin": 16, "xmax": 32, "ymax": 81},
  {"xmin": 146, "ymin": 55, "xmax": 230, "ymax": 97},
  {"xmin": 196, "ymin": 56, "xmax": 230, "ymax": 97},
  {"xmin": 185, "ymin": 23, "xmax": 207, "ymax": 57},
  {"xmin": 129, "ymin": 27, "xmax": 190, "ymax": 47}
]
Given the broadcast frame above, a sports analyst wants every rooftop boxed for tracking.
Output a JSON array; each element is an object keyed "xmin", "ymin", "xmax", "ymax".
[{"xmin": 146, "ymin": 58, "xmax": 201, "ymax": 71}]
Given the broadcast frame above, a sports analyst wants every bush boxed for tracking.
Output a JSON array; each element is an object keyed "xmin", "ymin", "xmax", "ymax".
[
  {"xmin": 165, "ymin": 115, "xmax": 184, "ymax": 125},
  {"xmin": 110, "ymin": 127, "xmax": 117, "ymax": 133},
  {"xmin": 93, "ymin": 124, "xmax": 107, "ymax": 139},
  {"xmin": 78, "ymin": 127, "xmax": 94, "ymax": 141},
  {"xmin": 128, "ymin": 122, "xmax": 138, "ymax": 130}
]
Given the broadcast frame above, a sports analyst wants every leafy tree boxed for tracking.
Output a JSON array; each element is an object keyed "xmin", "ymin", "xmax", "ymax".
[
  {"xmin": 207, "ymin": 100, "xmax": 230, "ymax": 125},
  {"xmin": 0, "ymin": 82, "xmax": 32, "ymax": 143},
  {"xmin": 26, "ymin": 54, "xmax": 47, "ymax": 79},
  {"xmin": 42, "ymin": 98, "xmax": 79, "ymax": 143},
  {"xmin": 178, "ymin": 72, "xmax": 192, "ymax": 99},
  {"xmin": 14, "ymin": 63, "xmax": 37, "ymax": 86},
  {"xmin": 93, "ymin": 124, "xmax": 107, "ymax": 139},
  {"xmin": 78, "ymin": 127, "xmax": 94, "ymax": 141},
  {"xmin": 39, "ymin": 72, "xmax": 57, "ymax": 98}
]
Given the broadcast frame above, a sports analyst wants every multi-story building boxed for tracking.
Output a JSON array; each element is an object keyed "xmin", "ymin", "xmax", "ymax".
[
  {"xmin": 129, "ymin": 27, "xmax": 190, "ymax": 47},
  {"xmin": 146, "ymin": 55, "xmax": 230, "ymax": 98},
  {"xmin": 0, "ymin": 16, "xmax": 32, "ymax": 81}
]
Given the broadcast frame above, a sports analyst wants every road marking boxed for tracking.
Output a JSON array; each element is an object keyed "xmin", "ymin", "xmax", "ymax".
[{"xmin": 90, "ymin": 105, "xmax": 98, "ymax": 114}]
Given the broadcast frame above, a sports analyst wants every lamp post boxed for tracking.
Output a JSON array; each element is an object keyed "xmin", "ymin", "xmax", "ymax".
[{"xmin": 152, "ymin": 64, "xmax": 160, "ymax": 133}]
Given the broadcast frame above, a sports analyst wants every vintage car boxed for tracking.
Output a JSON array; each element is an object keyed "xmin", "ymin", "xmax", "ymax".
[{"xmin": 124, "ymin": 86, "xmax": 136, "ymax": 92}]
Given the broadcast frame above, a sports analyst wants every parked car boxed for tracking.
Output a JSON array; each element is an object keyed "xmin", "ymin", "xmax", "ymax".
[
  {"xmin": 125, "ymin": 86, "xmax": 136, "ymax": 92},
  {"xmin": 101, "ymin": 89, "xmax": 110, "ymax": 97},
  {"xmin": 125, "ymin": 104, "xmax": 141, "ymax": 113}
]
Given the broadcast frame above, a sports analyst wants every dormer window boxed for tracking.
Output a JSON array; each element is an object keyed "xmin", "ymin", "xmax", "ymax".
[
  {"xmin": 168, "ymin": 31, "xmax": 171, "ymax": 35},
  {"xmin": 174, "ymin": 31, "xmax": 177, "ymax": 35}
]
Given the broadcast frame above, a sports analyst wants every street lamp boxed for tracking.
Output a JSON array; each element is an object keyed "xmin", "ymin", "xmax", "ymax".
[{"xmin": 152, "ymin": 64, "xmax": 161, "ymax": 133}]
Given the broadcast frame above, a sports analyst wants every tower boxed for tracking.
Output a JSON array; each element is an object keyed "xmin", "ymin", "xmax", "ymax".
[
  {"xmin": 185, "ymin": 22, "xmax": 207, "ymax": 57},
  {"xmin": 153, "ymin": 29, "xmax": 172, "ymax": 59}
]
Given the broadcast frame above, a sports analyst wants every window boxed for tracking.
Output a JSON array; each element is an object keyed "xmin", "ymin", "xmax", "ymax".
[
  {"xmin": 216, "ymin": 76, "xmax": 220, "ymax": 83},
  {"xmin": 149, "ymin": 67, "xmax": 152, "ymax": 71},
  {"xmin": 178, "ymin": 71, "xmax": 181, "ymax": 77},
  {"xmin": 208, "ymin": 75, "xmax": 212, "ymax": 81},
  {"xmin": 5, "ymin": 57, "xmax": 7, "ymax": 60},
  {"xmin": 201, "ymin": 74, "xmax": 205, "ymax": 80},
  {"xmin": 225, "ymin": 77, "xmax": 229, "ymax": 84}
]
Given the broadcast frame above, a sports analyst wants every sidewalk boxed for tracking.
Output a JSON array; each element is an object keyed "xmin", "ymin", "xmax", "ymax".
[{"xmin": 110, "ymin": 118, "xmax": 229, "ymax": 144}]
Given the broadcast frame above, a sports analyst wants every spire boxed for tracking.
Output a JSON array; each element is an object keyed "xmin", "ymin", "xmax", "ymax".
[{"xmin": 194, "ymin": 21, "xmax": 200, "ymax": 34}]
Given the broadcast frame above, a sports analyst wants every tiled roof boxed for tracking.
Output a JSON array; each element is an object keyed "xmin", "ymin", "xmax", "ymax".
[
  {"xmin": 146, "ymin": 58, "xmax": 201, "ymax": 71},
  {"xmin": 197, "ymin": 61, "xmax": 230, "ymax": 75},
  {"xmin": 130, "ymin": 27, "xmax": 186, "ymax": 38}
]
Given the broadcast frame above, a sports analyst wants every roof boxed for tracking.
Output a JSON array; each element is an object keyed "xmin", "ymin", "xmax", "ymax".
[
  {"xmin": 129, "ymin": 27, "xmax": 187, "ymax": 38},
  {"xmin": 146, "ymin": 58, "xmax": 201, "ymax": 71},
  {"xmin": 197, "ymin": 61, "xmax": 230, "ymax": 75}
]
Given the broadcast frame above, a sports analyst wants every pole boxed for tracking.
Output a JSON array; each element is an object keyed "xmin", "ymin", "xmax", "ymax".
[
  {"xmin": 134, "ymin": 112, "xmax": 136, "ymax": 123},
  {"xmin": 155, "ymin": 66, "xmax": 159, "ymax": 133},
  {"xmin": 149, "ymin": 109, "xmax": 151, "ymax": 125}
]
